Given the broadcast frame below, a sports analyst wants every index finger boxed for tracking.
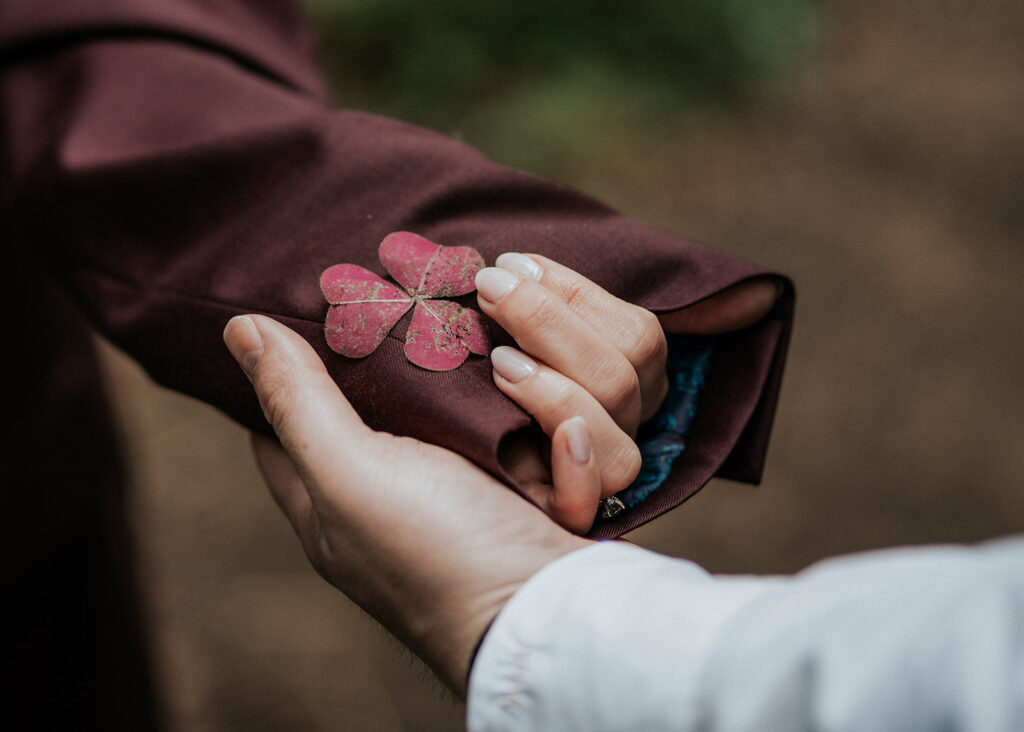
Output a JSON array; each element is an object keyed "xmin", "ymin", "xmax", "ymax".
[{"xmin": 496, "ymin": 252, "xmax": 668, "ymax": 421}]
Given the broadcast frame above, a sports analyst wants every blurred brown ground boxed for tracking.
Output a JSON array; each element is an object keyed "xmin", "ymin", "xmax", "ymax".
[{"xmin": 97, "ymin": 0, "xmax": 1024, "ymax": 729}]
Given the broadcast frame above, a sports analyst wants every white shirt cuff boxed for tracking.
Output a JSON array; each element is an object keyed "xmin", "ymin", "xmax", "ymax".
[{"xmin": 466, "ymin": 541, "xmax": 778, "ymax": 732}]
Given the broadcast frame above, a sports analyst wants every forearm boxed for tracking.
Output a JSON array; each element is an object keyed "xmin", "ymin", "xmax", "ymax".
[
  {"xmin": 2, "ymin": 0, "xmax": 792, "ymax": 536},
  {"xmin": 469, "ymin": 537, "xmax": 1024, "ymax": 731}
]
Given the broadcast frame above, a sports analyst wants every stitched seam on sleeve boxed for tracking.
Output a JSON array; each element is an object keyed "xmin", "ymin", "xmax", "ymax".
[
  {"xmin": 82, "ymin": 265, "xmax": 325, "ymax": 326},
  {"xmin": 82, "ymin": 267, "xmax": 409, "ymax": 345}
]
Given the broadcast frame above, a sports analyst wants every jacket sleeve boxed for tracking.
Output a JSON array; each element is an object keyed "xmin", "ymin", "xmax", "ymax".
[
  {"xmin": 0, "ymin": 0, "xmax": 793, "ymax": 537},
  {"xmin": 468, "ymin": 538, "xmax": 1024, "ymax": 731}
]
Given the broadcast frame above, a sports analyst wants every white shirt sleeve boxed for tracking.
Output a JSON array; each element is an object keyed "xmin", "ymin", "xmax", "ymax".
[{"xmin": 467, "ymin": 536, "xmax": 1024, "ymax": 732}]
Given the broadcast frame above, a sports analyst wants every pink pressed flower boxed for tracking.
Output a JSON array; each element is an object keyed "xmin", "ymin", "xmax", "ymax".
[{"xmin": 320, "ymin": 232, "xmax": 490, "ymax": 371}]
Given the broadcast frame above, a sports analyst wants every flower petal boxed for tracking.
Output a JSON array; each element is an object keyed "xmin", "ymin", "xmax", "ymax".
[
  {"xmin": 420, "ymin": 245, "xmax": 486, "ymax": 298},
  {"xmin": 379, "ymin": 231, "xmax": 439, "ymax": 294},
  {"xmin": 324, "ymin": 299, "xmax": 412, "ymax": 358},
  {"xmin": 320, "ymin": 263, "xmax": 408, "ymax": 305},
  {"xmin": 455, "ymin": 307, "xmax": 491, "ymax": 355},
  {"xmin": 380, "ymin": 231, "xmax": 485, "ymax": 297},
  {"xmin": 404, "ymin": 300, "xmax": 470, "ymax": 371}
]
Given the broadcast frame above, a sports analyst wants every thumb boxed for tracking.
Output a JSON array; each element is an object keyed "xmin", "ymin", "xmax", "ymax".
[{"xmin": 223, "ymin": 314, "xmax": 370, "ymax": 489}]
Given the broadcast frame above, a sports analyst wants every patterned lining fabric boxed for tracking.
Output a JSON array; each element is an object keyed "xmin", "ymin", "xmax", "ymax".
[{"xmin": 616, "ymin": 334, "xmax": 714, "ymax": 510}]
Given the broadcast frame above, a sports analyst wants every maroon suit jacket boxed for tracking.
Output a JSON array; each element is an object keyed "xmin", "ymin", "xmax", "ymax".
[{"xmin": 1, "ymin": 0, "xmax": 793, "ymax": 539}]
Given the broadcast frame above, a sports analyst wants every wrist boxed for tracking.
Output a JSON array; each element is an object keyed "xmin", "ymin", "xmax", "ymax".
[{"xmin": 414, "ymin": 529, "xmax": 593, "ymax": 697}]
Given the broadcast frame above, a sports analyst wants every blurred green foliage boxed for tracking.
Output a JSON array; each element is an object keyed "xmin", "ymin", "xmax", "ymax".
[{"xmin": 304, "ymin": 0, "xmax": 815, "ymax": 174}]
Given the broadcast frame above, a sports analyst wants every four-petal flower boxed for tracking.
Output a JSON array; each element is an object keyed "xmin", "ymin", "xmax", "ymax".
[{"xmin": 320, "ymin": 232, "xmax": 490, "ymax": 371}]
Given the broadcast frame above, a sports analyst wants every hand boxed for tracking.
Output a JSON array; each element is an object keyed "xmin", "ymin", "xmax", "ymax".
[
  {"xmin": 476, "ymin": 253, "xmax": 779, "ymax": 534},
  {"xmin": 223, "ymin": 314, "xmax": 591, "ymax": 697}
]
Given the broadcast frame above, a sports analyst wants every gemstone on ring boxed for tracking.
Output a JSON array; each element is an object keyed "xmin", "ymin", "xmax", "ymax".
[{"xmin": 600, "ymin": 496, "xmax": 627, "ymax": 520}]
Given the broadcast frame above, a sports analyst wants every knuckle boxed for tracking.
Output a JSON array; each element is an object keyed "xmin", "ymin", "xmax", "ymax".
[
  {"xmin": 626, "ymin": 310, "xmax": 667, "ymax": 370},
  {"xmin": 257, "ymin": 370, "xmax": 297, "ymax": 432},
  {"xmin": 595, "ymin": 360, "xmax": 641, "ymax": 420},
  {"xmin": 560, "ymin": 279, "xmax": 588, "ymax": 309},
  {"xmin": 508, "ymin": 286, "xmax": 560, "ymax": 334},
  {"xmin": 513, "ymin": 368, "xmax": 575, "ymax": 420},
  {"xmin": 605, "ymin": 440, "xmax": 642, "ymax": 494},
  {"xmin": 543, "ymin": 376, "xmax": 582, "ymax": 422},
  {"xmin": 642, "ymin": 374, "xmax": 670, "ymax": 422}
]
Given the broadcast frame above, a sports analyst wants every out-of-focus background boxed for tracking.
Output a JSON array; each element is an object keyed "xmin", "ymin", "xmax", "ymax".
[{"xmin": 97, "ymin": 0, "xmax": 1023, "ymax": 728}]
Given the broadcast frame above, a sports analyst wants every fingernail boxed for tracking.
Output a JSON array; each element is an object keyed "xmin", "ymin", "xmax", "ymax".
[
  {"xmin": 223, "ymin": 315, "xmax": 263, "ymax": 380},
  {"xmin": 475, "ymin": 267, "xmax": 520, "ymax": 302},
  {"xmin": 495, "ymin": 252, "xmax": 542, "ymax": 281},
  {"xmin": 563, "ymin": 416, "xmax": 592, "ymax": 464},
  {"xmin": 490, "ymin": 346, "xmax": 537, "ymax": 383}
]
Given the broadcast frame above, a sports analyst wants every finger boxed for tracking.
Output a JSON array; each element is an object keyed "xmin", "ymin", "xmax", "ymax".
[
  {"xmin": 223, "ymin": 314, "xmax": 372, "ymax": 495},
  {"xmin": 497, "ymin": 253, "xmax": 668, "ymax": 420},
  {"xmin": 490, "ymin": 345, "xmax": 641, "ymax": 496},
  {"xmin": 658, "ymin": 276, "xmax": 781, "ymax": 334},
  {"xmin": 251, "ymin": 432, "xmax": 320, "ymax": 555},
  {"xmin": 476, "ymin": 265, "xmax": 644, "ymax": 431},
  {"xmin": 547, "ymin": 417, "xmax": 602, "ymax": 535}
]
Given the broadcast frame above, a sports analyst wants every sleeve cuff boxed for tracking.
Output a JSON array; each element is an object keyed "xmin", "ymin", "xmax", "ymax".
[{"xmin": 466, "ymin": 541, "xmax": 778, "ymax": 732}]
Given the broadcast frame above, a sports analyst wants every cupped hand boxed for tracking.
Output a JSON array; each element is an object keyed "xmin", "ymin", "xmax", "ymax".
[
  {"xmin": 476, "ymin": 253, "xmax": 779, "ymax": 534},
  {"xmin": 223, "ymin": 314, "xmax": 590, "ymax": 697}
]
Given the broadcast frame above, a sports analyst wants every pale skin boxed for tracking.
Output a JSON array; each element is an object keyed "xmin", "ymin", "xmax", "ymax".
[
  {"xmin": 222, "ymin": 262, "xmax": 777, "ymax": 696},
  {"xmin": 476, "ymin": 253, "xmax": 779, "ymax": 533}
]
